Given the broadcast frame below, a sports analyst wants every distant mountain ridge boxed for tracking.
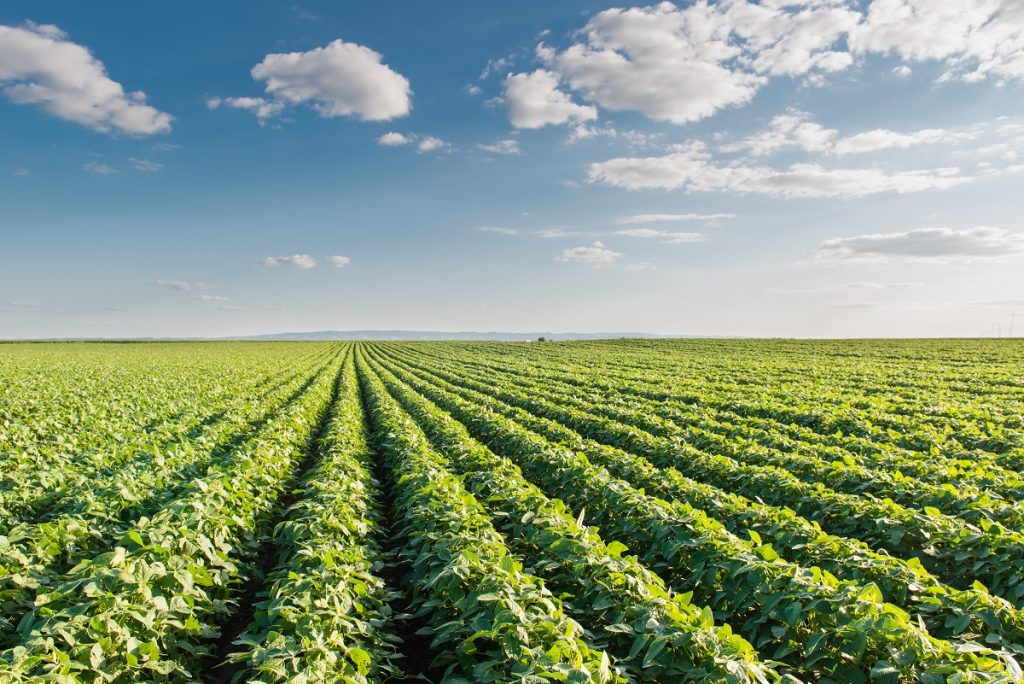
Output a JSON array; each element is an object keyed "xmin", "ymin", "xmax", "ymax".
[{"xmin": 230, "ymin": 330, "xmax": 683, "ymax": 341}]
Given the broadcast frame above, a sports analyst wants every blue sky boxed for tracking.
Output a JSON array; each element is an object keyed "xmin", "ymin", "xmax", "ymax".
[{"xmin": 1, "ymin": 1, "xmax": 1023, "ymax": 338}]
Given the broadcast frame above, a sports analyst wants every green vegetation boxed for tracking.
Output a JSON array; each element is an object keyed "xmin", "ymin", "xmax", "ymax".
[{"xmin": 0, "ymin": 339, "xmax": 1022, "ymax": 682}]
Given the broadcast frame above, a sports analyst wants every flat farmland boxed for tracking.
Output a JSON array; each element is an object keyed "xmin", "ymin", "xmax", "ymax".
[{"xmin": 1, "ymin": 339, "xmax": 1023, "ymax": 683}]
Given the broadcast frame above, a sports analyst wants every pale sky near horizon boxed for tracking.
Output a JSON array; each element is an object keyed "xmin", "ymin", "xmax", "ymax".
[{"xmin": 1, "ymin": 1, "xmax": 1023, "ymax": 339}]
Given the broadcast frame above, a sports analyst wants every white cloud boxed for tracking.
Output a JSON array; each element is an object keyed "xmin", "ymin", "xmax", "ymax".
[
  {"xmin": 129, "ymin": 157, "xmax": 162, "ymax": 172},
  {"xmin": 478, "ymin": 139, "xmax": 521, "ymax": 155},
  {"xmin": 260, "ymin": 254, "xmax": 318, "ymax": 268},
  {"xmin": 771, "ymin": 282, "xmax": 923, "ymax": 293},
  {"xmin": 478, "ymin": 226, "xmax": 519, "ymax": 236},
  {"xmin": 848, "ymin": 0, "xmax": 1024, "ymax": 82},
  {"xmin": 253, "ymin": 40, "xmax": 410, "ymax": 120},
  {"xmin": 0, "ymin": 22, "xmax": 172, "ymax": 135},
  {"xmin": 834, "ymin": 128, "xmax": 971, "ymax": 155},
  {"xmin": 721, "ymin": 109, "xmax": 977, "ymax": 157},
  {"xmin": 12, "ymin": 168, "xmax": 30, "ymax": 176},
  {"xmin": 192, "ymin": 294, "xmax": 230, "ymax": 302},
  {"xmin": 218, "ymin": 304, "xmax": 249, "ymax": 311},
  {"xmin": 536, "ymin": 228, "xmax": 583, "ymax": 238},
  {"xmin": 82, "ymin": 161, "xmax": 116, "ymax": 175},
  {"xmin": 205, "ymin": 96, "xmax": 284, "ymax": 124},
  {"xmin": 326, "ymin": 255, "xmax": 350, "ymax": 267},
  {"xmin": 614, "ymin": 228, "xmax": 705, "ymax": 244},
  {"xmin": 152, "ymin": 280, "xmax": 215, "ymax": 291},
  {"xmin": 815, "ymin": 226, "xmax": 1024, "ymax": 262},
  {"xmin": 556, "ymin": 240, "xmax": 622, "ymax": 265},
  {"xmin": 417, "ymin": 136, "xmax": 447, "ymax": 153},
  {"xmin": 618, "ymin": 212, "xmax": 735, "ymax": 224},
  {"xmin": 721, "ymin": 109, "xmax": 837, "ymax": 156},
  {"xmin": 567, "ymin": 123, "xmax": 618, "ymax": 143},
  {"xmin": 503, "ymin": 69, "xmax": 597, "ymax": 129},
  {"xmin": 213, "ymin": 39, "xmax": 411, "ymax": 125},
  {"xmin": 465, "ymin": 84, "xmax": 482, "ymax": 96},
  {"xmin": 587, "ymin": 142, "xmax": 970, "ymax": 197},
  {"xmin": 377, "ymin": 131, "xmax": 412, "ymax": 146},
  {"xmin": 517, "ymin": 1, "xmax": 1022, "ymax": 129}
]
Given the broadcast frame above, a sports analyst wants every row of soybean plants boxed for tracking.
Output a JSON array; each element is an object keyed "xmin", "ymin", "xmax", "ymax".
[
  {"xmin": 385, "ymin": 344, "xmax": 1024, "ymax": 608},
  {"xmin": 0, "ymin": 345, "xmax": 344, "ymax": 680},
  {"xmin": 356, "ymin": 349, "xmax": 625, "ymax": 683},
  {"xmin": 356, "ymin": 348, "xmax": 777, "ymax": 683},
  {"xmin": 0, "ymin": 344, "xmax": 338, "ymax": 650},
  {"xmin": 430, "ymin": 339, "xmax": 1023, "ymax": 467},
  {"xmin": 364, "ymin": 344, "xmax": 1023, "ymax": 682},
  {"xmin": 0, "ymin": 342, "xmax": 335, "ymax": 528},
  {"xmin": 398, "ymin": 345, "xmax": 1024, "ymax": 542},
  {"xmin": 376, "ymin": 346, "xmax": 1024, "ymax": 652},
  {"xmin": 402, "ymin": 344, "xmax": 1024, "ymax": 502},
  {"xmin": 407, "ymin": 340, "xmax": 1023, "ymax": 478}
]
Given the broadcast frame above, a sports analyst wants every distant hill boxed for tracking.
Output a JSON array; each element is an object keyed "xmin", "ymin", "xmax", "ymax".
[{"xmin": 230, "ymin": 330, "xmax": 682, "ymax": 341}]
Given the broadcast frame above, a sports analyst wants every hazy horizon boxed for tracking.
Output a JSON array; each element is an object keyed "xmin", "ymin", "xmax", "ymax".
[{"xmin": 2, "ymin": 1, "xmax": 1023, "ymax": 339}]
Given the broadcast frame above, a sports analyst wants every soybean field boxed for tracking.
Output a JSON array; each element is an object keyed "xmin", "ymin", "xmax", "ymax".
[{"xmin": 1, "ymin": 339, "xmax": 1023, "ymax": 683}]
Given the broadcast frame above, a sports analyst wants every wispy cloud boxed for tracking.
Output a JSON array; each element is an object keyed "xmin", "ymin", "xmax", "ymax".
[
  {"xmin": 618, "ymin": 213, "xmax": 735, "ymax": 224},
  {"xmin": 326, "ymin": 255, "xmax": 351, "ymax": 268},
  {"xmin": 129, "ymin": 158, "xmax": 163, "ymax": 172},
  {"xmin": 477, "ymin": 139, "xmax": 521, "ymax": 155},
  {"xmin": 535, "ymin": 228, "xmax": 584, "ymax": 239},
  {"xmin": 152, "ymin": 280, "xmax": 216, "ymax": 291},
  {"xmin": 82, "ymin": 161, "xmax": 117, "ymax": 175},
  {"xmin": 587, "ymin": 142, "xmax": 970, "ymax": 197},
  {"xmin": 770, "ymin": 282, "xmax": 924, "ymax": 293},
  {"xmin": 815, "ymin": 227, "xmax": 1024, "ymax": 262},
  {"xmin": 260, "ymin": 254, "xmax": 318, "ymax": 268},
  {"xmin": 614, "ymin": 228, "xmax": 705, "ymax": 244},
  {"xmin": 478, "ymin": 226, "xmax": 519, "ymax": 236}
]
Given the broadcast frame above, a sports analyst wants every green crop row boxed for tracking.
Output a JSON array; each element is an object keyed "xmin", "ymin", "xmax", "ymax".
[
  {"xmin": 365, "ymin": 345, "xmax": 1021, "ymax": 683},
  {"xmin": 364, "ymin": 353, "xmax": 783, "ymax": 683}
]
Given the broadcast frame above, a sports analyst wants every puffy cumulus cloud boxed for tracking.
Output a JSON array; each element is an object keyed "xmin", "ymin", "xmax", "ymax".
[
  {"xmin": 376, "ymin": 131, "xmax": 447, "ymax": 152},
  {"xmin": 205, "ymin": 96, "xmax": 284, "ymax": 124},
  {"xmin": 477, "ymin": 139, "xmax": 521, "ymax": 155},
  {"xmin": 152, "ymin": 280, "xmax": 215, "ymax": 291},
  {"xmin": 213, "ymin": 39, "xmax": 411, "ymax": 125},
  {"xmin": 556, "ymin": 241, "xmax": 622, "ymax": 265},
  {"xmin": 849, "ymin": 0, "xmax": 1024, "ymax": 82},
  {"xmin": 503, "ymin": 69, "xmax": 596, "ymax": 128},
  {"xmin": 377, "ymin": 131, "xmax": 412, "ymax": 146},
  {"xmin": 618, "ymin": 212, "xmax": 735, "ymax": 223},
  {"xmin": 260, "ymin": 254, "xmax": 318, "ymax": 268},
  {"xmin": 614, "ymin": 228, "xmax": 705, "ymax": 244},
  {"xmin": 815, "ymin": 226, "xmax": 1024, "ymax": 261},
  {"xmin": 538, "ymin": 5, "xmax": 761, "ymax": 124},
  {"xmin": 0, "ymin": 22, "xmax": 172, "ymax": 135},
  {"xmin": 505, "ymin": 1, "xmax": 1023, "ymax": 127},
  {"xmin": 417, "ymin": 136, "xmax": 448, "ymax": 153},
  {"xmin": 586, "ymin": 141, "xmax": 970, "ymax": 197},
  {"xmin": 253, "ymin": 40, "xmax": 411, "ymax": 120},
  {"xmin": 326, "ymin": 255, "xmax": 351, "ymax": 268}
]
